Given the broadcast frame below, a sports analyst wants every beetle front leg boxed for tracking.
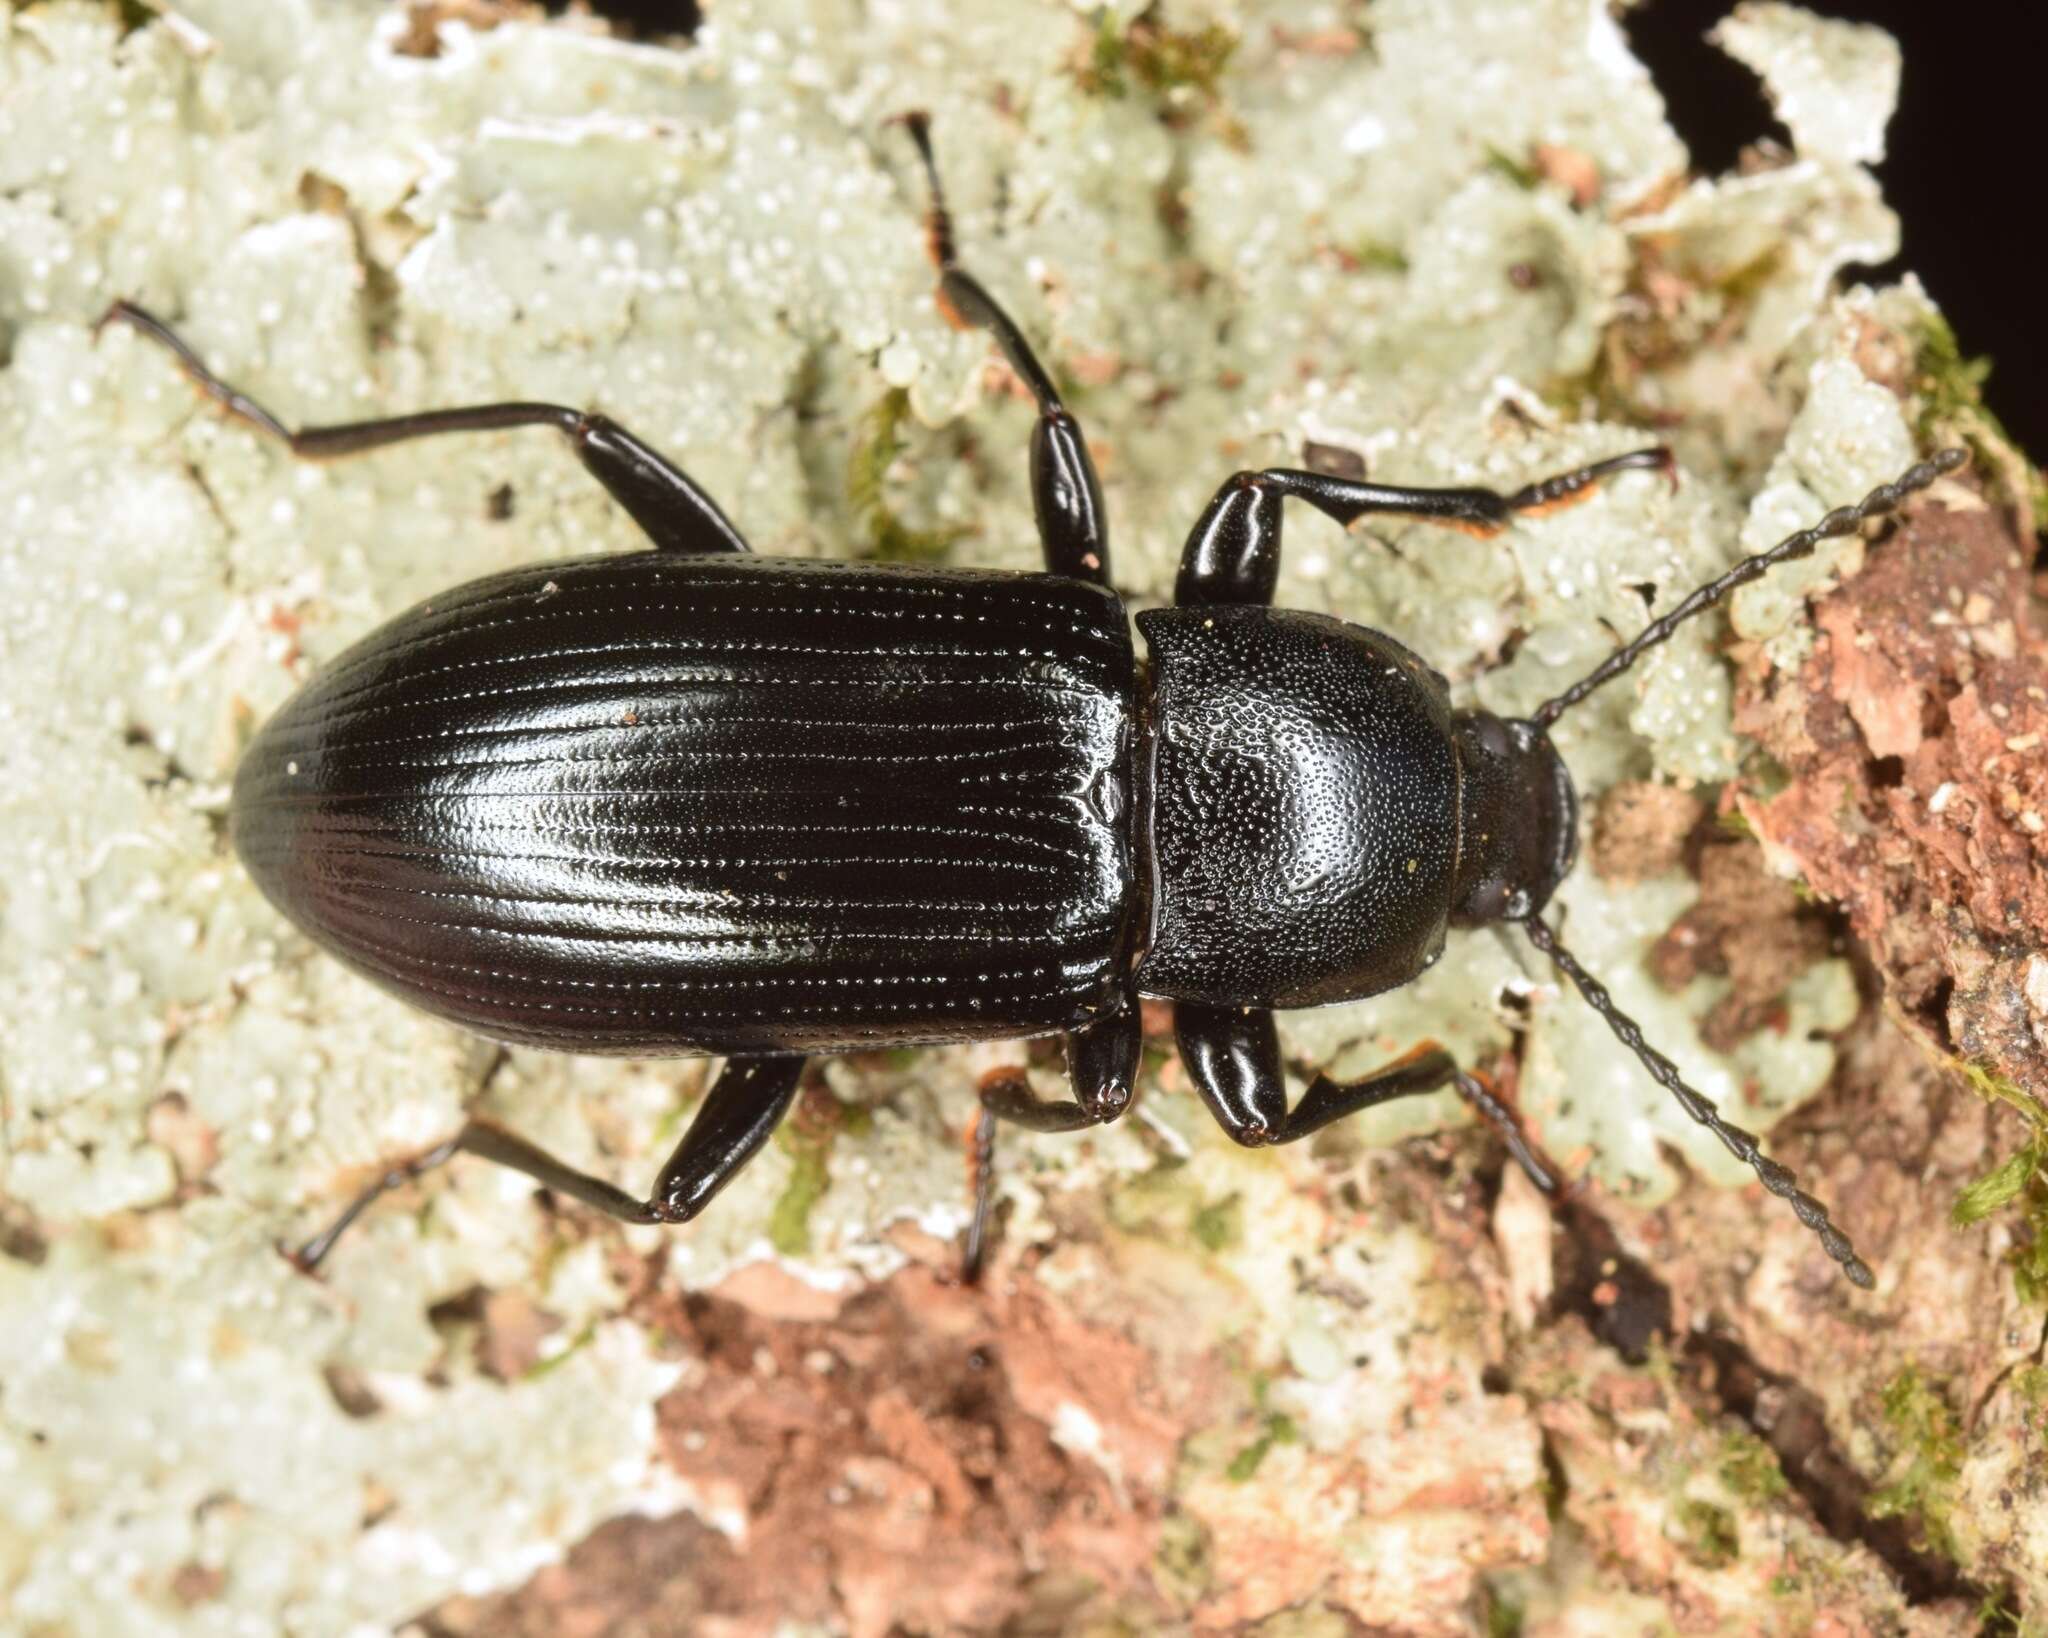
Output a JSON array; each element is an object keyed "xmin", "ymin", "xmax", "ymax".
[
  {"xmin": 98, "ymin": 301, "xmax": 752, "ymax": 556},
  {"xmin": 898, "ymin": 114, "xmax": 1111, "ymax": 587},
  {"xmin": 1175, "ymin": 1004, "xmax": 1555, "ymax": 1192},
  {"xmin": 1288, "ymin": 1050, "xmax": 1557, "ymax": 1194},
  {"xmin": 1175, "ymin": 450, "xmax": 1673, "ymax": 607},
  {"xmin": 1174, "ymin": 1003, "xmax": 1288, "ymax": 1141}
]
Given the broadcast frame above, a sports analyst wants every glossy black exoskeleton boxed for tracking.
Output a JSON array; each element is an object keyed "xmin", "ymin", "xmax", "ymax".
[{"xmin": 105, "ymin": 116, "xmax": 1961, "ymax": 1286}]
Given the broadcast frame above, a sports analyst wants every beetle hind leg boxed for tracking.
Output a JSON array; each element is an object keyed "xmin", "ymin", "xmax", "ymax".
[
  {"xmin": 960, "ymin": 1008, "xmax": 1142, "ymax": 1281},
  {"xmin": 285, "ymin": 1056, "xmax": 808, "ymax": 1270},
  {"xmin": 895, "ymin": 114, "xmax": 1112, "ymax": 587},
  {"xmin": 97, "ymin": 300, "xmax": 751, "ymax": 556}
]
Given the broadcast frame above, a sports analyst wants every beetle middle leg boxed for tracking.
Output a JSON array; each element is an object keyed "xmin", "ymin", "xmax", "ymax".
[
  {"xmin": 1174, "ymin": 1003, "xmax": 1556, "ymax": 1193},
  {"xmin": 287, "ymin": 1056, "xmax": 806, "ymax": 1270},
  {"xmin": 1175, "ymin": 450, "xmax": 1674, "ymax": 607},
  {"xmin": 961, "ymin": 1007, "xmax": 1141, "ymax": 1281},
  {"xmin": 897, "ymin": 114, "xmax": 1112, "ymax": 587},
  {"xmin": 977, "ymin": 1009, "xmax": 1141, "ymax": 1133},
  {"xmin": 96, "ymin": 300, "xmax": 751, "ymax": 556}
]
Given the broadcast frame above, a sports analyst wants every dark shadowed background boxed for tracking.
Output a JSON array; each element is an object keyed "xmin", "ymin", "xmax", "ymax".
[{"xmin": 1629, "ymin": 1, "xmax": 2046, "ymax": 469}]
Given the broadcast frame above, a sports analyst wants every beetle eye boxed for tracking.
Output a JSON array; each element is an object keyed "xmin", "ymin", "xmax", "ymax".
[{"xmin": 1463, "ymin": 876, "xmax": 1509, "ymax": 921}]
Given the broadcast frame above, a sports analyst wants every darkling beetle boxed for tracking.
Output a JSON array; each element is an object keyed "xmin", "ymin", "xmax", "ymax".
[{"xmin": 104, "ymin": 116, "xmax": 1960, "ymax": 1287}]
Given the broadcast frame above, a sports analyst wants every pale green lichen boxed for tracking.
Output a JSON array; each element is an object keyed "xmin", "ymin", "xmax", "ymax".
[
  {"xmin": 1711, "ymin": 3, "xmax": 1901, "ymax": 166},
  {"xmin": 0, "ymin": 0, "xmax": 1986, "ymax": 1627}
]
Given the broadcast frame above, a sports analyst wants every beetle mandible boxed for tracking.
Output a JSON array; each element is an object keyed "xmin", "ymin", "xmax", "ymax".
[{"xmin": 106, "ymin": 115, "xmax": 1959, "ymax": 1286}]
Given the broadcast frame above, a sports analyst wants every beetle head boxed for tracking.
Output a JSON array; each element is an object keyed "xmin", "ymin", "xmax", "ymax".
[{"xmin": 1447, "ymin": 712, "xmax": 1577, "ymax": 926}]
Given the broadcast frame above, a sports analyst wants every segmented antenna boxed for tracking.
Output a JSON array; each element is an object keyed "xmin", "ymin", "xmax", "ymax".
[
  {"xmin": 1531, "ymin": 448, "xmax": 1968, "ymax": 728},
  {"xmin": 1522, "ymin": 915, "xmax": 1875, "ymax": 1288}
]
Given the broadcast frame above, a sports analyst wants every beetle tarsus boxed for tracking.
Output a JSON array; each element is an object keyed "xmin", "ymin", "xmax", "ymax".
[
  {"xmin": 961, "ymin": 1106, "xmax": 999, "ymax": 1285},
  {"xmin": 1503, "ymin": 445, "xmax": 1673, "ymax": 514},
  {"xmin": 1450, "ymin": 1069, "xmax": 1561, "ymax": 1198},
  {"xmin": 1176, "ymin": 447, "xmax": 1675, "ymax": 604},
  {"xmin": 283, "ymin": 1132, "xmax": 467, "ymax": 1273}
]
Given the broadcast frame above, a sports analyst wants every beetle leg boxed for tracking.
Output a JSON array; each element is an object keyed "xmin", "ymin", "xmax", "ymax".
[
  {"xmin": 1174, "ymin": 1003, "xmax": 1289, "ymax": 1143},
  {"xmin": 1175, "ymin": 1005, "xmax": 1557, "ymax": 1193},
  {"xmin": 962, "ymin": 1010, "xmax": 1139, "ymax": 1281},
  {"xmin": 1285, "ymin": 1052, "xmax": 1558, "ymax": 1196},
  {"xmin": 973, "ymin": 1007, "xmax": 1141, "ymax": 1136},
  {"xmin": 962, "ymin": 1106, "xmax": 1000, "ymax": 1285},
  {"xmin": 285, "ymin": 1116, "xmax": 662, "ymax": 1272},
  {"xmin": 284, "ymin": 1059, "xmax": 807, "ymax": 1270},
  {"xmin": 1175, "ymin": 449, "xmax": 1672, "ymax": 607},
  {"xmin": 285, "ymin": 1131, "xmax": 469, "ymax": 1271},
  {"xmin": 644, "ymin": 1056, "xmax": 809, "ymax": 1221},
  {"xmin": 1065, "ymin": 1007, "xmax": 1142, "ymax": 1122},
  {"xmin": 977, "ymin": 1070, "xmax": 1102, "ymax": 1135},
  {"xmin": 896, "ymin": 114, "xmax": 1111, "ymax": 587},
  {"xmin": 97, "ymin": 300, "xmax": 751, "ymax": 556}
]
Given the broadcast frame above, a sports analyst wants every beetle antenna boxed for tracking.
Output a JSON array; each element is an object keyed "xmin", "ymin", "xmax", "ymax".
[
  {"xmin": 1530, "ymin": 448, "xmax": 1967, "ymax": 728},
  {"xmin": 1521, "ymin": 915, "xmax": 1874, "ymax": 1288}
]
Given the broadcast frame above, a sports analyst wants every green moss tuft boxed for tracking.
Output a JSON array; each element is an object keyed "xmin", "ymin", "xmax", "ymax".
[
  {"xmin": 1482, "ymin": 146, "xmax": 1539, "ymax": 190},
  {"xmin": 1191, "ymin": 1192, "xmax": 1242, "ymax": 1254},
  {"xmin": 1482, "ymin": 1583, "xmax": 1525, "ymax": 1638},
  {"xmin": 520, "ymin": 1321, "xmax": 597, "ymax": 1382},
  {"xmin": 1226, "ymin": 1412, "xmax": 1299, "ymax": 1482},
  {"xmin": 1910, "ymin": 312, "xmax": 2048, "ymax": 526},
  {"xmin": 1948, "ymin": 1064, "xmax": 2048, "ymax": 1303},
  {"xmin": 1079, "ymin": 9, "xmax": 1238, "ymax": 106},
  {"xmin": 1349, "ymin": 239, "xmax": 1411, "ymax": 275},
  {"xmin": 766, "ymin": 1088, "xmax": 856, "ymax": 1257},
  {"xmin": 2013, "ymin": 1205, "xmax": 2048, "ymax": 1309},
  {"xmin": 1718, "ymin": 1429, "xmax": 1789, "ymax": 1503},
  {"xmin": 847, "ymin": 387, "xmax": 969, "ymax": 563},
  {"xmin": 1865, "ymin": 1366, "xmax": 1966, "ymax": 1562},
  {"xmin": 1671, "ymin": 1496, "xmax": 1740, "ymax": 1569},
  {"xmin": 1955, "ymin": 1059, "xmax": 2045, "ymax": 1125},
  {"xmin": 1952, "ymin": 1140, "xmax": 2046, "ymax": 1227}
]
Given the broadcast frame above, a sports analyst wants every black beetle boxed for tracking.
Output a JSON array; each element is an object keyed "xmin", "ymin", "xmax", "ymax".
[{"xmin": 105, "ymin": 116, "xmax": 1958, "ymax": 1285}]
